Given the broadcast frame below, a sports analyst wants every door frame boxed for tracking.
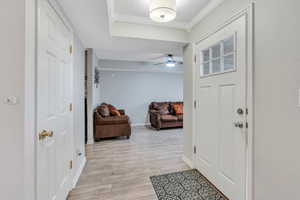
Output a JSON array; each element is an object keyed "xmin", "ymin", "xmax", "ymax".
[
  {"xmin": 192, "ymin": 3, "xmax": 254, "ymax": 200},
  {"xmin": 24, "ymin": 0, "xmax": 76, "ymax": 200}
]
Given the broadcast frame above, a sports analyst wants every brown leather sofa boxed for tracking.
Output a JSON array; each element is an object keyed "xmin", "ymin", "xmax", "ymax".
[
  {"xmin": 149, "ymin": 102, "xmax": 183, "ymax": 130},
  {"xmin": 94, "ymin": 107, "xmax": 131, "ymax": 141}
]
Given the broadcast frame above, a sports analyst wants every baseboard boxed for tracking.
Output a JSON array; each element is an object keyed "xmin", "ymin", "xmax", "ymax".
[
  {"xmin": 87, "ymin": 139, "xmax": 94, "ymax": 145},
  {"xmin": 131, "ymin": 123, "xmax": 151, "ymax": 127},
  {"xmin": 182, "ymin": 155, "xmax": 194, "ymax": 168},
  {"xmin": 72, "ymin": 156, "xmax": 87, "ymax": 188}
]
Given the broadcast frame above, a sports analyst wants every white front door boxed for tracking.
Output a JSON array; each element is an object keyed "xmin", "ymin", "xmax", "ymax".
[
  {"xmin": 195, "ymin": 15, "xmax": 247, "ymax": 200},
  {"xmin": 37, "ymin": 0, "xmax": 74, "ymax": 199}
]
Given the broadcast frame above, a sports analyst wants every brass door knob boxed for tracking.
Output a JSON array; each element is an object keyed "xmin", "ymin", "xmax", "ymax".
[{"xmin": 39, "ymin": 130, "xmax": 54, "ymax": 140}]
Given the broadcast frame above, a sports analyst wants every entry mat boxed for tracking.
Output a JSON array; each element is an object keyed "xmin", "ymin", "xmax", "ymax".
[{"xmin": 150, "ymin": 169, "xmax": 229, "ymax": 200}]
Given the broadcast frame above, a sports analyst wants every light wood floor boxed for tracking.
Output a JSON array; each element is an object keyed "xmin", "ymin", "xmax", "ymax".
[{"xmin": 68, "ymin": 127, "xmax": 190, "ymax": 200}]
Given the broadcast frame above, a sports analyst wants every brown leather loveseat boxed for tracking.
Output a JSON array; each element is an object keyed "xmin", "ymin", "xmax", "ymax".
[
  {"xmin": 149, "ymin": 102, "xmax": 183, "ymax": 130},
  {"xmin": 94, "ymin": 103, "xmax": 131, "ymax": 141}
]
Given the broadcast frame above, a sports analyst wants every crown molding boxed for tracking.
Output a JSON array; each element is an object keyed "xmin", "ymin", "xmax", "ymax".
[
  {"xmin": 114, "ymin": 13, "xmax": 187, "ymax": 30},
  {"xmin": 186, "ymin": 0, "xmax": 225, "ymax": 31},
  {"xmin": 107, "ymin": 0, "xmax": 225, "ymax": 32}
]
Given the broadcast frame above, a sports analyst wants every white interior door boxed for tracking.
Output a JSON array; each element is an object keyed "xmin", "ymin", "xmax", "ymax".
[
  {"xmin": 195, "ymin": 15, "xmax": 247, "ymax": 200},
  {"xmin": 37, "ymin": 0, "xmax": 74, "ymax": 199}
]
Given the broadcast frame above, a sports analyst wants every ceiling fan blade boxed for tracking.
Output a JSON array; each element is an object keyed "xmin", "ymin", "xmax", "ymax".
[
  {"xmin": 150, "ymin": 55, "xmax": 167, "ymax": 62},
  {"xmin": 154, "ymin": 62, "xmax": 166, "ymax": 65}
]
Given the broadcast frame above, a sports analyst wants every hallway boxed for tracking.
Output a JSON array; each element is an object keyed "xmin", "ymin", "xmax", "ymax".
[{"xmin": 68, "ymin": 127, "xmax": 189, "ymax": 200}]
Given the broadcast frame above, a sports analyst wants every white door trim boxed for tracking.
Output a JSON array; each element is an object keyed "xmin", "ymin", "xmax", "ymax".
[
  {"xmin": 24, "ymin": 0, "xmax": 37, "ymax": 199},
  {"xmin": 24, "ymin": 0, "xmax": 80, "ymax": 199},
  {"xmin": 192, "ymin": 3, "xmax": 255, "ymax": 200}
]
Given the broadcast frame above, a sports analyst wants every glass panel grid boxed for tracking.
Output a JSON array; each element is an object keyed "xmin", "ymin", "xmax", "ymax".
[
  {"xmin": 224, "ymin": 54, "xmax": 234, "ymax": 71},
  {"xmin": 223, "ymin": 36, "xmax": 235, "ymax": 55},
  {"xmin": 200, "ymin": 34, "xmax": 236, "ymax": 77},
  {"xmin": 211, "ymin": 44, "xmax": 221, "ymax": 59},
  {"xmin": 212, "ymin": 59, "xmax": 221, "ymax": 73}
]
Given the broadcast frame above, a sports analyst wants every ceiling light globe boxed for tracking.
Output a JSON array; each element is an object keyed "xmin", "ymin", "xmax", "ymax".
[
  {"xmin": 166, "ymin": 62, "xmax": 176, "ymax": 67},
  {"xmin": 150, "ymin": 0, "xmax": 176, "ymax": 23}
]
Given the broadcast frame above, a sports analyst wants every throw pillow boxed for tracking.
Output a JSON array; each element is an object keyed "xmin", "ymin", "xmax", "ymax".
[
  {"xmin": 172, "ymin": 104, "xmax": 183, "ymax": 115},
  {"xmin": 98, "ymin": 105, "xmax": 110, "ymax": 117},
  {"xmin": 111, "ymin": 109, "xmax": 121, "ymax": 117},
  {"xmin": 107, "ymin": 104, "xmax": 117, "ymax": 111},
  {"xmin": 107, "ymin": 104, "xmax": 119, "ymax": 116},
  {"xmin": 158, "ymin": 104, "xmax": 170, "ymax": 115}
]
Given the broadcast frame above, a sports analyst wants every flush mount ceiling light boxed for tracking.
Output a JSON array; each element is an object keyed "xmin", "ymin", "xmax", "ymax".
[{"xmin": 150, "ymin": 0, "xmax": 176, "ymax": 23}]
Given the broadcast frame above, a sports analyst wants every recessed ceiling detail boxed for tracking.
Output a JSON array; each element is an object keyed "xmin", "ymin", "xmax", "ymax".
[
  {"xmin": 58, "ymin": 0, "xmax": 225, "ymax": 62},
  {"xmin": 111, "ymin": 0, "xmax": 224, "ymax": 31}
]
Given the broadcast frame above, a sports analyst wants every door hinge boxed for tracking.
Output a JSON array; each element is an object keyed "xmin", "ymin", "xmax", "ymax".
[
  {"xmin": 246, "ymin": 108, "xmax": 249, "ymax": 115},
  {"xmin": 69, "ymin": 103, "xmax": 73, "ymax": 112},
  {"xmin": 194, "ymin": 100, "xmax": 197, "ymax": 109},
  {"xmin": 194, "ymin": 146, "xmax": 197, "ymax": 154},
  {"xmin": 246, "ymin": 122, "xmax": 249, "ymax": 129},
  {"xmin": 69, "ymin": 45, "xmax": 73, "ymax": 55},
  {"xmin": 194, "ymin": 55, "xmax": 197, "ymax": 63},
  {"xmin": 69, "ymin": 160, "xmax": 73, "ymax": 169}
]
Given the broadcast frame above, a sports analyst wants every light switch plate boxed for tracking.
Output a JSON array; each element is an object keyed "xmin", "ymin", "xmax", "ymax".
[
  {"xmin": 298, "ymin": 89, "xmax": 300, "ymax": 107},
  {"xmin": 4, "ymin": 96, "xmax": 18, "ymax": 105}
]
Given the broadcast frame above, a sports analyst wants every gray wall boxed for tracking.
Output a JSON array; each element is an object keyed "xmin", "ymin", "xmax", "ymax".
[
  {"xmin": 99, "ymin": 71, "xmax": 183, "ymax": 125},
  {"xmin": 73, "ymin": 36, "xmax": 86, "ymax": 180},
  {"xmin": 184, "ymin": 0, "xmax": 300, "ymax": 199},
  {"xmin": 0, "ymin": 0, "xmax": 26, "ymax": 199},
  {"xmin": 254, "ymin": 0, "xmax": 300, "ymax": 199}
]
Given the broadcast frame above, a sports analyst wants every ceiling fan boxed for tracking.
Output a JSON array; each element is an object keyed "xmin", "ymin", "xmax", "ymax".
[{"xmin": 154, "ymin": 54, "xmax": 183, "ymax": 67}]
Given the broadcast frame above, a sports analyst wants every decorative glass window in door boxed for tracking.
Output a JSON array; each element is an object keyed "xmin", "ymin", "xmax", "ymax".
[{"xmin": 200, "ymin": 34, "xmax": 236, "ymax": 77}]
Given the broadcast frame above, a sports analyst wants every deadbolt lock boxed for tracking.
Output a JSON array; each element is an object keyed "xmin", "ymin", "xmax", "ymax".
[{"xmin": 237, "ymin": 108, "xmax": 244, "ymax": 115}]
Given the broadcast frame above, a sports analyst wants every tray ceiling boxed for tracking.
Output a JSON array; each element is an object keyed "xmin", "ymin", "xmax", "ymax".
[
  {"xmin": 58, "ymin": 0, "xmax": 224, "ymax": 62},
  {"xmin": 114, "ymin": 0, "xmax": 211, "ymax": 23},
  {"xmin": 112, "ymin": 0, "xmax": 224, "ymax": 30}
]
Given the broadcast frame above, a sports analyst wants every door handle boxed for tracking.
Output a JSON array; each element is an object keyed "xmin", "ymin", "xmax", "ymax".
[
  {"xmin": 39, "ymin": 130, "xmax": 54, "ymax": 140},
  {"xmin": 234, "ymin": 122, "xmax": 244, "ymax": 129}
]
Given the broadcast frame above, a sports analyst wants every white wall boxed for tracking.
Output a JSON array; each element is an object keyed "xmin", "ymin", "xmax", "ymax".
[
  {"xmin": 0, "ymin": 0, "xmax": 26, "ymax": 199},
  {"xmin": 184, "ymin": 0, "xmax": 300, "ymax": 199},
  {"xmin": 72, "ymin": 35, "xmax": 86, "ymax": 184},
  {"xmin": 99, "ymin": 71, "xmax": 183, "ymax": 125},
  {"xmin": 254, "ymin": 1, "xmax": 300, "ymax": 199}
]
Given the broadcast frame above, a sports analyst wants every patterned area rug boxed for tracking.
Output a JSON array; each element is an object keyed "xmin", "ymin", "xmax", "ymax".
[{"xmin": 150, "ymin": 169, "xmax": 228, "ymax": 200}]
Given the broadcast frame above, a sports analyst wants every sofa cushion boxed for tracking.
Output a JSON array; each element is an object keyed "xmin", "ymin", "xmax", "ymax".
[
  {"xmin": 172, "ymin": 104, "xmax": 183, "ymax": 115},
  {"xmin": 161, "ymin": 115, "xmax": 178, "ymax": 122},
  {"xmin": 177, "ymin": 114, "xmax": 183, "ymax": 121},
  {"xmin": 98, "ymin": 105, "xmax": 110, "ymax": 117},
  {"xmin": 158, "ymin": 104, "xmax": 170, "ymax": 115},
  {"xmin": 97, "ymin": 115, "xmax": 130, "ymax": 125}
]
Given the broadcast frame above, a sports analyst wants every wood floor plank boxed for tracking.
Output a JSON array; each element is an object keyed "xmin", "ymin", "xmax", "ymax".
[{"xmin": 69, "ymin": 127, "xmax": 190, "ymax": 200}]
